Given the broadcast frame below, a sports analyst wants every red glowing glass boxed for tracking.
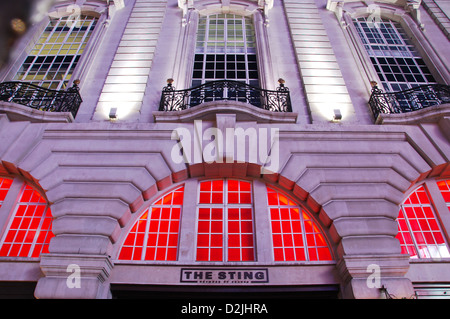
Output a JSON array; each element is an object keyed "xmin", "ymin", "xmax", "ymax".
[
  {"xmin": 0, "ymin": 184, "xmax": 54, "ymax": 258},
  {"xmin": 118, "ymin": 185, "xmax": 184, "ymax": 261},
  {"xmin": 267, "ymin": 186, "xmax": 333, "ymax": 262},
  {"xmin": 196, "ymin": 179, "xmax": 255, "ymax": 262},
  {"xmin": 437, "ymin": 180, "xmax": 450, "ymax": 204},
  {"xmin": 396, "ymin": 185, "xmax": 450, "ymax": 258}
]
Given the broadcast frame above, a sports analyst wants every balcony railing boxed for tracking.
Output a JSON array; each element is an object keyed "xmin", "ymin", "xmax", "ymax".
[
  {"xmin": 369, "ymin": 83, "xmax": 450, "ymax": 119},
  {"xmin": 0, "ymin": 81, "xmax": 82, "ymax": 117},
  {"xmin": 159, "ymin": 79, "xmax": 292, "ymax": 112}
]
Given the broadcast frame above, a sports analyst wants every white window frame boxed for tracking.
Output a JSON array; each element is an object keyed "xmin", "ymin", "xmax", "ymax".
[
  {"xmin": 330, "ymin": 2, "xmax": 450, "ymax": 95},
  {"xmin": 191, "ymin": 14, "xmax": 259, "ymax": 87},
  {"xmin": 195, "ymin": 178, "xmax": 256, "ymax": 262},
  {"xmin": 12, "ymin": 15, "xmax": 98, "ymax": 90},
  {"xmin": 353, "ymin": 16, "xmax": 436, "ymax": 92},
  {"xmin": 171, "ymin": 7, "xmax": 275, "ymax": 91}
]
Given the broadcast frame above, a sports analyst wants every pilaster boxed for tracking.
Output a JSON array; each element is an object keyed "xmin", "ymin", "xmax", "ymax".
[{"xmin": 35, "ymin": 253, "xmax": 113, "ymax": 299}]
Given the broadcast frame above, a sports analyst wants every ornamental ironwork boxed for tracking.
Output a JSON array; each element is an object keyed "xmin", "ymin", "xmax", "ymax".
[
  {"xmin": 369, "ymin": 83, "xmax": 450, "ymax": 119},
  {"xmin": 0, "ymin": 81, "xmax": 82, "ymax": 117},
  {"xmin": 159, "ymin": 79, "xmax": 292, "ymax": 112}
]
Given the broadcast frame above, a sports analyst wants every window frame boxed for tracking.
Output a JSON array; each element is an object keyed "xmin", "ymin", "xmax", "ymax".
[
  {"xmin": 12, "ymin": 15, "xmax": 98, "ymax": 91},
  {"xmin": 353, "ymin": 16, "xmax": 437, "ymax": 92},
  {"xmin": 396, "ymin": 179, "xmax": 450, "ymax": 260},
  {"xmin": 0, "ymin": 176, "xmax": 54, "ymax": 259},
  {"xmin": 266, "ymin": 185, "xmax": 334, "ymax": 262},
  {"xmin": 337, "ymin": 4, "xmax": 449, "ymax": 95},
  {"xmin": 115, "ymin": 178, "xmax": 335, "ymax": 265},
  {"xmin": 171, "ymin": 7, "xmax": 276, "ymax": 92},
  {"xmin": 1, "ymin": 6, "xmax": 106, "ymax": 90},
  {"xmin": 191, "ymin": 14, "xmax": 259, "ymax": 87},
  {"xmin": 195, "ymin": 178, "xmax": 256, "ymax": 262},
  {"xmin": 117, "ymin": 184, "xmax": 185, "ymax": 261}
]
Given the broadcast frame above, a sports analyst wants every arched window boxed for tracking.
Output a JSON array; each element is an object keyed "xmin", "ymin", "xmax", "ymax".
[
  {"xmin": 396, "ymin": 184, "xmax": 450, "ymax": 259},
  {"xmin": 116, "ymin": 178, "xmax": 333, "ymax": 263},
  {"xmin": 353, "ymin": 17, "xmax": 436, "ymax": 92},
  {"xmin": 267, "ymin": 186, "xmax": 333, "ymax": 261},
  {"xmin": 196, "ymin": 179, "xmax": 255, "ymax": 262},
  {"xmin": 0, "ymin": 179, "xmax": 54, "ymax": 258},
  {"xmin": 14, "ymin": 15, "xmax": 98, "ymax": 90},
  {"xmin": 118, "ymin": 185, "xmax": 184, "ymax": 261}
]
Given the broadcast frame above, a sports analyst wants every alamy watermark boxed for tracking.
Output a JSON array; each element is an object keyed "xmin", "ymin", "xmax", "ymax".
[
  {"xmin": 170, "ymin": 120, "xmax": 280, "ymax": 174},
  {"xmin": 366, "ymin": 264, "xmax": 381, "ymax": 289},
  {"xmin": 66, "ymin": 264, "xmax": 81, "ymax": 289},
  {"xmin": 366, "ymin": 4, "xmax": 383, "ymax": 29}
]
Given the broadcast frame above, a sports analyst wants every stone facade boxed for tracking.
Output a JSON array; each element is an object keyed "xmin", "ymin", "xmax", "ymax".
[{"xmin": 0, "ymin": 0, "xmax": 449, "ymax": 299}]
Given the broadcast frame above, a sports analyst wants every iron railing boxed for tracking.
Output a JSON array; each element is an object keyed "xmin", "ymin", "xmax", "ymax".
[
  {"xmin": 369, "ymin": 83, "xmax": 450, "ymax": 119},
  {"xmin": 159, "ymin": 79, "xmax": 292, "ymax": 112},
  {"xmin": 0, "ymin": 81, "xmax": 82, "ymax": 117}
]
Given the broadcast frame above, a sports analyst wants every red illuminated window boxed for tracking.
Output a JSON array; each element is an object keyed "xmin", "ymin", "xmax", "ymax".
[
  {"xmin": 267, "ymin": 186, "xmax": 332, "ymax": 262},
  {"xmin": 0, "ymin": 178, "xmax": 13, "ymax": 208},
  {"xmin": 118, "ymin": 185, "xmax": 184, "ymax": 261},
  {"xmin": 396, "ymin": 185, "xmax": 450, "ymax": 259},
  {"xmin": 437, "ymin": 179, "xmax": 450, "ymax": 211},
  {"xmin": 196, "ymin": 179, "xmax": 255, "ymax": 262},
  {"xmin": 0, "ymin": 184, "xmax": 54, "ymax": 258}
]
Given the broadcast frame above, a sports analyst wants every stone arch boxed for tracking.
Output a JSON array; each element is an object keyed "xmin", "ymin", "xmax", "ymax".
[{"xmin": 112, "ymin": 162, "xmax": 338, "ymax": 263}]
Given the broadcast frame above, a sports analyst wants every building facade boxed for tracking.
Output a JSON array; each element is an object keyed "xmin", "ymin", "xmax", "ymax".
[{"xmin": 0, "ymin": 0, "xmax": 449, "ymax": 299}]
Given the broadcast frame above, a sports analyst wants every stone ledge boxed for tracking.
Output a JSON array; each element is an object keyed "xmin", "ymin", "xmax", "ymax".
[{"xmin": 0, "ymin": 101, "xmax": 74, "ymax": 123}]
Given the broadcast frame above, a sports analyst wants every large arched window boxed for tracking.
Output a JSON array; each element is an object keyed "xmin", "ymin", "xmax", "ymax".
[
  {"xmin": 0, "ymin": 178, "xmax": 54, "ymax": 258},
  {"xmin": 117, "ymin": 178, "xmax": 334, "ymax": 263},
  {"xmin": 118, "ymin": 185, "xmax": 184, "ymax": 261},
  {"xmin": 396, "ymin": 182, "xmax": 450, "ymax": 259}
]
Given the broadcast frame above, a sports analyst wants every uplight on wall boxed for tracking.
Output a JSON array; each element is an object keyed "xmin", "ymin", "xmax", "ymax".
[
  {"xmin": 109, "ymin": 107, "xmax": 118, "ymax": 120},
  {"xmin": 333, "ymin": 109, "xmax": 342, "ymax": 121}
]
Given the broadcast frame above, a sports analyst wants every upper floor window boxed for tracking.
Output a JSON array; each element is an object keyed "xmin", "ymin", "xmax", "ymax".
[
  {"xmin": 354, "ymin": 17, "xmax": 436, "ymax": 92},
  {"xmin": 192, "ymin": 14, "xmax": 259, "ymax": 88},
  {"xmin": 13, "ymin": 15, "xmax": 98, "ymax": 90},
  {"xmin": 396, "ymin": 181, "xmax": 450, "ymax": 259},
  {"xmin": 0, "ymin": 178, "xmax": 54, "ymax": 258}
]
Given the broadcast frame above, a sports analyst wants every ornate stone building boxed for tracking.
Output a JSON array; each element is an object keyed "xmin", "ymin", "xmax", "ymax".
[{"xmin": 0, "ymin": 0, "xmax": 449, "ymax": 299}]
